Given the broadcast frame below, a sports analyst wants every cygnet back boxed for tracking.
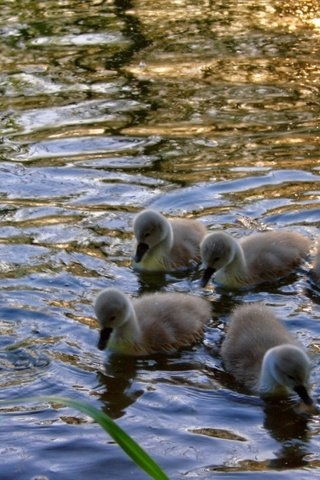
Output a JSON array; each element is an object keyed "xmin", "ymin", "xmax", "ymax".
[
  {"xmin": 241, "ymin": 231, "xmax": 310, "ymax": 281},
  {"xmin": 133, "ymin": 292, "xmax": 211, "ymax": 352}
]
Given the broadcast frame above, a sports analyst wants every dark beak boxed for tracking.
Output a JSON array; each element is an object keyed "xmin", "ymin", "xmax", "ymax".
[
  {"xmin": 134, "ymin": 242, "xmax": 149, "ymax": 262},
  {"xmin": 97, "ymin": 327, "xmax": 113, "ymax": 351},
  {"xmin": 293, "ymin": 385, "xmax": 313, "ymax": 406},
  {"xmin": 200, "ymin": 266, "xmax": 215, "ymax": 287}
]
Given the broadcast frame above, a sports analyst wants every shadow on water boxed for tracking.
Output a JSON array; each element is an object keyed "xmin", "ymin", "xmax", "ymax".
[
  {"xmin": 112, "ymin": 0, "xmax": 151, "ymax": 68},
  {"xmin": 263, "ymin": 399, "xmax": 312, "ymax": 468},
  {"xmin": 96, "ymin": 355, "xmax": 143, "ymax": 418}
]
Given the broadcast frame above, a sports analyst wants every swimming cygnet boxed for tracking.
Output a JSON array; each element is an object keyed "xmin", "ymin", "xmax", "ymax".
[
  {"xmin": 221, "ymin": 303, "xmax": 313, "ymax": 405},
  {"xmin": 132, "ymin": 209, "xmax": 207, "ymax": 272},
  {"xmin": 200, "ymin": 230, "xmax": 311, "ymax": 289},
  {"xmin": 94, "ymin": 287, "xmax": 211, "ymax": 355}
]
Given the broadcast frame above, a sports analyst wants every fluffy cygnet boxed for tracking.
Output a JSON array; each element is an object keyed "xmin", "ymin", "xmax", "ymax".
[
  {"xmin": 221, "ymin": 303, "xmax": 313, "ymax": 405},
  {"xmin": 132, "ymin": 209, "xmax": 207, "ymax": 272},
  {"xmin": 200, "ymin": 230, "xmax": 311, "ymax": 289},
  {"xmin": 94, "ymin": 287, "xmax": 211, "ymax": 355}
]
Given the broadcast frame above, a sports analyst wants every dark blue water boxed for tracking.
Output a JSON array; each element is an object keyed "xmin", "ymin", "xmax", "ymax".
[{"xmin": 0, "ymin": 1, "xmax": 320, "ymax": 479}]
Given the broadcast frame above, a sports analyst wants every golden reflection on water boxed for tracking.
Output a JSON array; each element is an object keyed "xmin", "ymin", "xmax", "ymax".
[
  {"xmin": 190, "ymin": 427, "xmax": 247, "ymax": 442},
  {"xmin": 127, "ymin": 57, "xmax": 319, "ymax": 84}
]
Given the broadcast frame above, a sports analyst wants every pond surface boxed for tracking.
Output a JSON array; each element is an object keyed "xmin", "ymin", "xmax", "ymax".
[{"xmin": 0, "ymin": 0, "xmax": 320, "ymax": 479}]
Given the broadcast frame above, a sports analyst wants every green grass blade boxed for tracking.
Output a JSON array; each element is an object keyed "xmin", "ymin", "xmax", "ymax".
[{"xmin": 0, "ymin": 396, "xmax": 169, "ymax": 480}]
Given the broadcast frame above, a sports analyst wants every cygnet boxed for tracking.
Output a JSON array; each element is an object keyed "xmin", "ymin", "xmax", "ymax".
[
  {"xmin": 200, "ymin": 230, "xmax": 311, "ymax": 289},
  {"xmin": 133, "ymin": 209, "xmax": 207, "ymax": 272},
  {"xmin": 94, "ymin": 287, "xmax": 211, "ymax": 355},
  {"xmin": 221, "ymin": 303, "xmax": 313, "ymax": 405}
]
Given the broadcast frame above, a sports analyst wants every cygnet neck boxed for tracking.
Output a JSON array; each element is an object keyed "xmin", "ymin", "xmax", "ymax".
[
  {"xmin": 158, "ymin": 220, "xmax": 174, "ymax": 250},
  {"xmin": 218, "ymin": 239, "xmax": 248, "ymax": 285},
  {"xmin": 115, "ymin": 301, "xmax": 141, "ymax": 343},
  {"xmin": 259, "ymin": 347, "xmax": 286, "ymax": 395},
  {"xmin": 147, "ymin": 221, "xmax": 174, "ymax": 262}
]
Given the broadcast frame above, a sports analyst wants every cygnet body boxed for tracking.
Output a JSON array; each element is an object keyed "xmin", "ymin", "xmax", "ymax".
[
  {"xmin": 200, "ymin": 230, "xmax": 311, "ymax": 289},
  {"xmin": 94, "ymin": 287, "xmax": 211, "ymax": 355},
  {"xmin": 132, "ymin": 209, "xmax": 207, "ymax": 272},
  {"xmin": 221, "ymin": 303, "xmax": 313, "ymax": 405}
]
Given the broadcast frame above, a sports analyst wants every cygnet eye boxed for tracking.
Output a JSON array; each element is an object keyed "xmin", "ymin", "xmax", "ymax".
[
  {"xmin": 109, "ymin": 315, "xmax": 116, "ymax": 323},
  {"xmin": 287, "ymin": 374, "xmax": 295, "ymax": 381}
]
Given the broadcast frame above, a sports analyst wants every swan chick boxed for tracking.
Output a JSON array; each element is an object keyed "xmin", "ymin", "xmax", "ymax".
[
  {"xmin": 200, "ymin": 230, "xmax": 311, "ymax": 289},
  {"xmin": 94, "ymin": 287, "xmax": 211, "ymax": 356},
  {"xmin": 221, "ymin": 303, "xmax": 313, "ymax": 405},
  {"xmin": 133, "ymin": 209, "xmax": 207, "ymax": 272}
]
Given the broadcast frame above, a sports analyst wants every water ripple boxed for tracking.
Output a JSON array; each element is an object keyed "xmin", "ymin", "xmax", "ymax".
[
  {"xmin": 14, "ymin": 135, "xmax": 161, "ymax": 161},
  {"xmin": 0, "ymin": 1, "xmax": 320, "ymax": 479}
]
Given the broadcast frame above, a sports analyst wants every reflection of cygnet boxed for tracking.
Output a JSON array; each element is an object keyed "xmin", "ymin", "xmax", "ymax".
[
  {"xmin": 200, "ymin": 230, "xmax": 311, "ymax": 288},
  {"xmin": 94, "ymin": 287, "xmax": 211, "ymax": 356},
  {"xmin": 221, "ymin": 303, "xmax": 313, "ymax": 405},
  {"xmin": 132, "ymin": 209, "xmax": 207, "ymax": 272}
]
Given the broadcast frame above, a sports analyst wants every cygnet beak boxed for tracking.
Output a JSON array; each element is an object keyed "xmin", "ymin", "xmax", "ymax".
[
  {"xmin": 134, "ymin": 242, "xmax": 149, "ymax": 262},
  {"xmin": 97, "ymin": 327, "xmax": 113, "ymax": 350},
  {"xmin": 293, "ymin": 385, "xmax": 313, "ymax": 406},
  {"xmin": 200, "ymin": 266, "xmax": 215, "ymax": 288}
]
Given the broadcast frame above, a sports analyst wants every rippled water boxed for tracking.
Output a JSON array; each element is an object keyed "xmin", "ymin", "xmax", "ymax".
[{"xmin": 1, "ymin": 0, "xmax": 320, "ymax": 479}]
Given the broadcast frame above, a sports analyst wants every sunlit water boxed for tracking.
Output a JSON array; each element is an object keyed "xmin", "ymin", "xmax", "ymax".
[{"xmin": 0, "ymin": 0, "xmax": 320, "ymax": 479}]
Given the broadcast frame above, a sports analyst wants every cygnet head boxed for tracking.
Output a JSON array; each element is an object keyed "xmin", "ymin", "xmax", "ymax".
[
  {"xmin": 200, "ymin": 232, "xmax": 235, "ymax": 287},
  {"xmin": 133, "ymin": 209, "xmax": 172, "ymax": 262},
  {"xmin": 263, "ymin": 344, "xmax": 313, "ymax": 405},
  {"xmin": 94, "ymin": 288, "xmax": 132, "ymax": 351}
]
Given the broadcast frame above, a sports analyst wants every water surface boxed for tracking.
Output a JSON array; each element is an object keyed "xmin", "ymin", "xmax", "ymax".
[{"xmin": 0, "ymin": 1, "xmax": 320, "ymax": 479}]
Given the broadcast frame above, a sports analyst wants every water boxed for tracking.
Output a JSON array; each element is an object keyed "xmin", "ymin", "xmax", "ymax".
[{"xmin": 0, "ymin": 0, "xmax": 320, "ymax": 479}]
